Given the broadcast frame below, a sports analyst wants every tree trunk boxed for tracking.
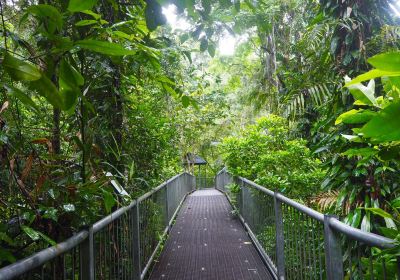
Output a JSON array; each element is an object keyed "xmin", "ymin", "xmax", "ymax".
[{"xmin": 263, "ymin": 24, "xmax": 279, "ymax": 112}]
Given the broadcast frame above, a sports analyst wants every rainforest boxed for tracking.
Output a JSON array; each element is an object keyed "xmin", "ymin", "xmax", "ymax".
[{"xmin": 0, "ymin": 0, "xmax": 400, "ymax": 279}]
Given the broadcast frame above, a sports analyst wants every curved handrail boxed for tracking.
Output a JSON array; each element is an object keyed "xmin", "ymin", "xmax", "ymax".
[{"xmin": 229, "ymin": 172, "xmax": 397, "ymax": 250}]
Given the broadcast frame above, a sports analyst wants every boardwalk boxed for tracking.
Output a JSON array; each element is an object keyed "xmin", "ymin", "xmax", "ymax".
[{"xmin": 149, "ymin": 189, "xmax": 273, "ymax": 280}]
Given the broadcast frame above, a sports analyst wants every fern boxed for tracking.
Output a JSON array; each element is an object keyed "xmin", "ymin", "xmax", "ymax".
[{"xmin": 283, "ymin": 82, "xmax": 338, "ymax": 118}]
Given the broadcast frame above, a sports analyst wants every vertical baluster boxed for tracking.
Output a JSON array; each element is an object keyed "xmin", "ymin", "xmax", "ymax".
[
  {"xmin": 311, "ymin": 219, "xmax": 317, "ymax": 280},
  {"xmin": 80, "ymin": 226, "xmax": 94, "ymax": 280},
  {"xmin": 323, "ymin": 215, "xmax": 344, "ymax": 280},
  {"xmin": 131, "ymin": 202, "xmax": 141, "ymax": 280},
  {"xmin": 274, "ymin": 192, "xmax": 285, "ymax": 280}
]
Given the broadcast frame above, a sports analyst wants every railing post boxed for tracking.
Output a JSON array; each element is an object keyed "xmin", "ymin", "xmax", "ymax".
[
  {"xmin": 132, "ymin": 202, "xmax": 141, "ymax": 280},
  {"xmin": 324, "ymin": 215, "xmax": 344, "ymax": 280},
  {"xmin": 165, "ymin": 184, "xmax": 170, "ymax": 224},
  {"xmin": 80, "ymin": 226, "xmax": 94, "ymax": 280},
  {"xmin": 274, "ymin": 192, "xmax": 286, "ymax": 280}
]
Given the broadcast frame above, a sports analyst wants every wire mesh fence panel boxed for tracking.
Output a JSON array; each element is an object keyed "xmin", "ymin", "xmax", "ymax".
[
  {"xmin": 241, "ymin": 184, "xmax": 277, "ymax": 269},
  {"xmin": 282, "ymin": 204, "xmax": 325, "ymax": 280},
  {"xmin": 139, "ymin": 192, "xmax": 166, "ymax": 273},
  {"xmin": 196, "ymin": 177, "xmax": 214, "ymax": 189},
  {"xmin": 12, "ymin": 245, "xmax": 81, "ymax": 280},
  {"xmin": 93, "ymin": 211, "xmax": 135, "ymax": 280}
]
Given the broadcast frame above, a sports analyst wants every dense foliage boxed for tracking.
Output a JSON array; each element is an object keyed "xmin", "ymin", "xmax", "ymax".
[{"xmin": 221, "ymin": 115, "xmax": 325, "ymax": 200}]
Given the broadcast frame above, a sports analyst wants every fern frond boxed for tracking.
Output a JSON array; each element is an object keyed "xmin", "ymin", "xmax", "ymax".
[
  {"xmin": 310, "ymin": 190, "xmax": 339, "ymax": 212},
  {"xmin": 282, "ymin": 82, "xmax": 338, "ymax": 118}
]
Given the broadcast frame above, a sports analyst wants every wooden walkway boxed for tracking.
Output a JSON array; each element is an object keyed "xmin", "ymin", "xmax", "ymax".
[{"xmin": 149, "ymin": 189, "xmax": 273, "ymax": 280}]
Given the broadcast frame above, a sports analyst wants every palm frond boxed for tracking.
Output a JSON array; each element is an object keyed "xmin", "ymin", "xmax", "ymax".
[{"xmin": 283, "ymin": 82, "xmax": 338, "ymax": 118}]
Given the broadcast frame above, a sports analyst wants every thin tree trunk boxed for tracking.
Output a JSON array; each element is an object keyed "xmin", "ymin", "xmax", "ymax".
[{"xmin": 264, "ymin": 23, "xmax": 279, "ymax": 112}]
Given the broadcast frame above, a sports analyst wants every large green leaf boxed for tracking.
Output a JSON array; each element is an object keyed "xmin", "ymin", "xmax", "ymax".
[
  {"xmin": 346, "ymin": 69, "xmax": 400, "ymax": 86},
  {"xmin": 26, "ymin": 4, "xmax": 63, "ymax": 33},
  {"xmin": 75, "ymin": 40, "xmax": 136, "ymax": 56},
  {"xmin": 3, "ymin": 84, "xmax": 39, "ymax": 112},
  {"xmin": 361, "ymin": 213, "xmax": 371, "ymax": 232},
  {"xmin": 3, "ymin": 53, "xmax": 41, "ymax": 81},
  {"xmin": 200, "ymin": 38, "xmax": 208, "ymax": 52},
  {"xmin": 59, "ymin": 60, "xmax": 83, "ymax": 110},
  {"xmin": 102, "ymin": 190, "xmax": 116, "ymax": 213},
  {"xmin": 208, "ymin": 43, "xmax": 216, "ymax": 57},
  {"xmin": 345, "ymin": 77, "xmax": 377, "ymax": 106},
  {"xmin": 342, "ymin": 147, "xmax": 378, "ymax": 158},
  {"xmin": 368, "ymin": 51, "xmax": 400, "ymax": 72},
  {"xmin": 364, "ymin": 207, "xmax": 393, "ymax": 219},
  {"xmin": 335, "ymin": 109, "xmax": 376, "ymax": 125},
  {"xmin": 361, "ymin": 101, "xmax": 400, "ymax": 142},
  {"xmin": 21, "ymin": 226, "xmax": 56, "ymax": 245},
  {"xmin": 68, "ymin": 0, "xmax": 98, "ymax": 12},
  {"xmin": 30, "ymin": 75, "xmax": 64, "ymax": 109},
  {"xmin": 75, "ymin": 20, "xmax": 98, "ymax": 27}
]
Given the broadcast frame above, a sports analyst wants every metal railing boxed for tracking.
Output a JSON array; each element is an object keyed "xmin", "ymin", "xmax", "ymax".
[
  {"xmin": 0, "ymin": 172, "xmax": 195, "ymax": 280},
  {"xmin": 215, "ymin": 169, "xmax": 400, "ymax": 280},
  {"xmin": 195, "ymin": 176, "xmax": 214, "ymax": 189}
]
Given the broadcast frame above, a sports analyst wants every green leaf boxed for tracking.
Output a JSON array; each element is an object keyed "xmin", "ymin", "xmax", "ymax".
[
  {"xmin": 350, "ymin": 209, "xmax": 362, "ymax": 228},
  {"xmin": 364, "ymin": 207, "xmax": 393, "ymax": 219},
  {"xmin": 75, "ymin": 40, "xmax": 136, "ymax": 56},
  {"xmin": 79, "ymin": 10, "xmax": 101, "ymax": 20},
  {"xmin": 157, "ymin": 76, "xmax": 175, "ymax": 85},
  {"xmin": 342, "ymin": 147, "xmax": 378, "ymax": 158},
  {"xmin": 361, "ymin": 101, "xmax": 400, "ymax": 142},
  {"xmin": 162, "ymin": 84, "xmax": 177, "ymax": 96},
  {"xmin": 208, "ymin": 43, "xmax": 216, "ymax": 57},
  {"xmin": 21, "ymin": 225, "xmax": 40, "ymax": 241},
  {"xmin": 30, "ymin": 75, "xmax": 64, "ymax": 109},
  {"xmin": 59, "ymin": 59, "xmax": 82, "ymax": 110},
  {"xmin": 368, "ymin": 51, "xmax": 400, "ymax": 72},
  {"xmin": 22, "ymin": 225, "xmax": 56, "ymax": 246},
  {"xmin": 0, "ymin": 249, "xmax": 16, "ymax": 263},
  {"xmin": 391, "ymin": 197, "xmax": 400, "ymax": 208},
  {"xmin": 361, "ymin": 213, "xmax": 371, "ymax": 232},
  {"xmin": 102, "ymin": 190, "xmax": 116, "ymax": 213},
  {"xmin": 200, "ymin": 38, "xmax": 208, "ymax": 52},
  {"xmin": 68, "ymin": 0, "xmax": 98, "ymax": 12},
  {"xmin": 26, "ymin": 4, "xmax": 63, "ymax": 33},
  {"xmin": 345, "ymin": 77, "xmax": 377, "ymax": 106},
  {"xmin": 345, "ymin": 69, "xmax": 400, "ymax": 86},
  {"xmin": 3, "ymin": 53, "xmax": 41, "ymax": 81},
  {"xmin": 3, "ymin": 84, "xmax": 39, "ymax": 112},
  {"xmin": 181, "ymin": 95, "xmax": 190, "ymax": 108},
  {"xmin": 75, "ymin": 20, "xmax": 98, "ymax": 27},
  {"xmin": 42, "ymin": 208, "xmax": 58, "ymax": 222},
  {"xmin": 335, "ymin": 109, "xmax": 376, "ymax": 125},
  {"xmin": 0, "ymin": 232, "xmax": 15, "ymax": 245},
  {"xmin": 379, "ymin": 227, "xmax": 398, "ymax": 239}
]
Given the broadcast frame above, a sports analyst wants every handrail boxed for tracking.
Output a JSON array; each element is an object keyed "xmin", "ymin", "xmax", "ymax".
[
  {"xmin": 236, "ymin": 175, "xmax": 395, "ymax": 249},
  {"xmin": 0, "ymin": 231, "xmax": 89, "ymax": 280},
  {"xmin": 0, "ymin": 172, "xmax": 195, "ymax": 280},
  {"xmin": 215, "ymin": 169, "xmax": 400, "ymax": 280}
]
